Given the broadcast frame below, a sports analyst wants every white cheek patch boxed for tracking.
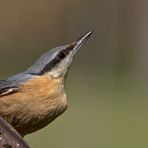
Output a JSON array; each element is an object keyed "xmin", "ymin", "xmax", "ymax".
[
  {"xmin": 47, "ymin": 69, "xmax": 60, "ymax": 78},
  {"xmin": 47, "ymin": 52, "xmax": 73, "ymax": 78},
  {"xmin": 47, "ymin": 64, "xmax": 66, "ymax": 78}
]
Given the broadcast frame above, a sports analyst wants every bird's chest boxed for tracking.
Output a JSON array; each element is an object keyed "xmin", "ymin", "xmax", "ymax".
[
  {"xmin": 15, "ymin": 75, "xmax": 68, "ymax": 135},
  {"xmin": 30, "ymin": 92, "xmax": 67, "ymax": 134},
  {"xmin": 23, "ymin": 75, "xmax": 68, "ymax": 117}
]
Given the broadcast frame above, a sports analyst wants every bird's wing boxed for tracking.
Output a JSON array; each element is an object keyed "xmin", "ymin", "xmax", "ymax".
[
  {"xmin": 0, "ymin": 80, "xmax": 19, "ymax": 97},
  {"xmin": 0, "ymin": 73, "xmax": 34, "ymax": 97}
]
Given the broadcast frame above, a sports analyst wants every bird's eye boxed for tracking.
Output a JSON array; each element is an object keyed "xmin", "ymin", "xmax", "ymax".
[{"xmin": 58, "ymin": 51, "xmax": 66, "ymax": 59}]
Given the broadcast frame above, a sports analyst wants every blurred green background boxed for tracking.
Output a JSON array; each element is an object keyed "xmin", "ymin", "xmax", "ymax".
[{"xmin": 0, "ymin": 0, "xmax": 148, "ymax": 147}]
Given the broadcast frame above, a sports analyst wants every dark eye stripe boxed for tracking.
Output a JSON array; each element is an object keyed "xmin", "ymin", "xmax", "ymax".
[
  {"xmin": 40, "ymin": 58, "xmax": 60, "ymax": 74},
  {"xmin": 63, "ymin": 43, "xmax": 76, "ymax": 54},
  {"xmin": 39, "ymin": 43, "xmax": 76, "ymax": 75}
]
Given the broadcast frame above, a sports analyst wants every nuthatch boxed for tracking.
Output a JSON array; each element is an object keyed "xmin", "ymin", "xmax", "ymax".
[{"xmin": 0, "ymin": 31, "xmax": 93, "ymax": 137}]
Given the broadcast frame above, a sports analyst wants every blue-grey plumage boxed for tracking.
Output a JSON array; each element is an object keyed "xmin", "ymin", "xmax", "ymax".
[
  {"xmin": 0, "ymin": 30, "xmax": 93, "ymax": 136},
  {"xmin": 0, "ymin": 31, "xmax": 93, "ymax": 88}
]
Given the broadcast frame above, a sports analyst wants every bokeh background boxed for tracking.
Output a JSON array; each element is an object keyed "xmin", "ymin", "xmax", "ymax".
[{"xmin": 0, "ymin": 0, "xmax": 148, "ymax": 148}]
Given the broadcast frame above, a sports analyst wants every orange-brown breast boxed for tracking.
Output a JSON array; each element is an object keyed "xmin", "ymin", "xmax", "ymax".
[{"xmin": 0, "ymin": 75, "xmax": 67, "ymax": 136}]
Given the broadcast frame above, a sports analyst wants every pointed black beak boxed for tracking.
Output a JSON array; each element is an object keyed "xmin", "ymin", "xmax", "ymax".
[{"xmin": 74, "ymin": 30, "xmax": 93, "ymax": 51}]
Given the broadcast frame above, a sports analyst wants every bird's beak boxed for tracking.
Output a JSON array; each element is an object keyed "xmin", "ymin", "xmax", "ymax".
[
  {"xmin": 72, "ymin": 30, "xmax": 93, "ymax": 53},
  {"xmin": 58, "ymin": 30, "xmax": 93, "ymax": 77}
]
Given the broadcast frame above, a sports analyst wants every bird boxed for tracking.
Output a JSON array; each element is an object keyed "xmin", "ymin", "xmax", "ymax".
[{"xmin": 0, "ymin": 31, "xmax": 93, "ymax": 137}]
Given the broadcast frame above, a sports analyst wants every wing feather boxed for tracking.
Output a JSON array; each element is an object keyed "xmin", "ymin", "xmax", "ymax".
[{"xmin": 0, "ymin": 80, "xmax": 19, "ymax": 97}]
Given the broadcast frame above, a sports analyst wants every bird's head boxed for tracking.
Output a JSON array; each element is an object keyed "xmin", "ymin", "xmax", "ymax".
[{"xmin": 27, "ymin": 31, "xmax": 93, "ymax": 79}]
